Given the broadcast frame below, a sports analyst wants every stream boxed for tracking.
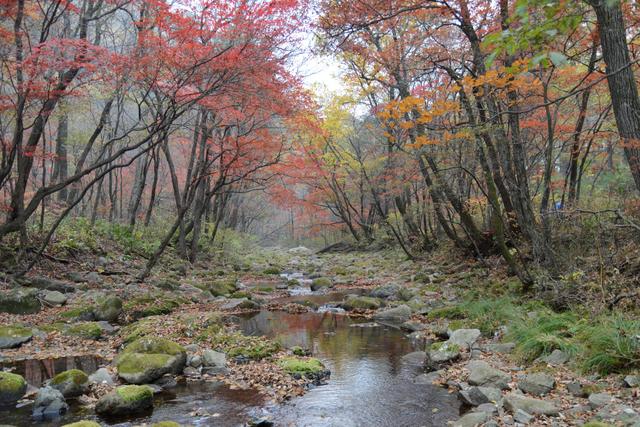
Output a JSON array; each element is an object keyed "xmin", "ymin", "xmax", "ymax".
[{"xmin": 1, "ymin": 274, "xmax": 460, "ymax": 427}]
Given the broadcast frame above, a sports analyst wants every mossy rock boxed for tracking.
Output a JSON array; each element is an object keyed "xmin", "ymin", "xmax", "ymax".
[
  {"xmin": 341, "ymin": 296, "xmax": 381, "ymax": 311},
  {"xmin": 0, "ymin": 287, "xmax": 40, "ymax": 314},
  {"xmin": 278, "ymin": 357, "xmax": 329, "ymax": 382},
  {"xmin": 310, "ymin": 277, "xmax": 333, "ymax": 291},
  {"xmin": 62, "ymin": 421, "xmax": 102, "ymax": 427},
  {"xmin": 65, "ymin": 322, "xmax": 103, "ymax": 340},
  {"xmin": 120, "ymin": 319, "xmax": 155, "ymax": 344},
  {"xmin": 94, "ymin": 296, "xmax": 123, "ymax": 322},
  {"xmin": 287, "ymin": 279, "xmax": 300, "ymax": 287},
  {"xmin": 152, "ymin": 422, "xmax": 182, "ymax": 427},
  {"xmin": 116, "ymin": 337, "xmax": 186, "ymax": 384},
  {"xmin": 95, "ymin": 385, "xmax": 153, "ymax": 417},
  {"xmin": 583, "ymin": 422, "xmax": 615, "ymax": 427},
  {"xmin": 291, "ymin": 346, "xmax": 310, "ymax": 356},
  {"xmin": 211, "ymin": 332, "xmax": 280, "ymax": 360},
  {"xmin": 0, "ymin": 325, "xmax": 33, "ymax": 349},
  {"xmin": 200, "ymin": 280, "xmax": 237, "ymax": 297},
  {"xmin": 230, "ymin": 291, "xmax": 251, "ymax": 299},
  {"xmin": 0, "ymin": 371, "xmax": 27, "ymax": 405},
  {"xmin": 50, "ymin": 369, "xmax": 89, "ymax": 397}
]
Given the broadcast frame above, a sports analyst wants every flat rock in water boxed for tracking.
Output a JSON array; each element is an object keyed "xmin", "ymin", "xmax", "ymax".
[
  {"xmin": 401, "ymin": 351, "xmax": 425, "ymax": 367},
  {"xmin": 467, "ymin": 360, "xmax": 511, "ymax": 390},
  {"xmin": 372, "ymin": 304, "xmax": 411, "ymax": 323},
  {"xmin": 503, "ymin": 392, "xmax": 559, "ymax": 416},
  {"xmin": 518, "ymin": 372, "xmax": 555, "ymax": 396},
  {"xmin": 32, "ymin": 386, "xmax": 68, "ymax": 419}
]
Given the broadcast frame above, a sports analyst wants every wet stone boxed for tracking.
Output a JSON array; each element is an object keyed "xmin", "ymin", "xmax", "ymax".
[{"xmin": 32, "ymin": 386, "xmax": 68, "ymax": 419}]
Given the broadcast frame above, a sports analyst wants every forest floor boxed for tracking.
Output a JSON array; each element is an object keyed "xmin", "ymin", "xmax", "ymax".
[{"xmin": 1, "ymin": 239, "xmax": 639, "ymax": 426}]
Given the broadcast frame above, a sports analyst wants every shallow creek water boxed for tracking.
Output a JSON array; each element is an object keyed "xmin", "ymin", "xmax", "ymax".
[{"xmin": 1, "ymin": 280, "xmax": 460, "ymax": 427}]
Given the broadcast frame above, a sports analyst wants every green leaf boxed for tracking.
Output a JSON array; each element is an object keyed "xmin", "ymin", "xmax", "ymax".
[{"xmin": 549, "ymin": 51, "xmax": 567, "ymax": 66}]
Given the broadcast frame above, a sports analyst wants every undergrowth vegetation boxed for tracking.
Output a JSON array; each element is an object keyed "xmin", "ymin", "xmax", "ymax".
[{"xmin": 431, "ymin": 295, "xmax": 640, "ymax": 375}]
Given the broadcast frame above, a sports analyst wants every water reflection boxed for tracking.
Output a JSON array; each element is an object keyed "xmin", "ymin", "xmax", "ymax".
[
  {"xmin": 238, "ymin": 310, "xmax": 460, "ymax": 427},
  {"xmin": 0, "ymin": 355, "xmax": 103, "ymax": 387}
]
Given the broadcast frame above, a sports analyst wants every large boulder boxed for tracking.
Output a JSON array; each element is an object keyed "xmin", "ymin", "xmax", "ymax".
[
  {"xmin": 0, "ymin": 287, "xmax": 41, "ymax": 314},
  {"xmin": 95, "ymin": 385, "xmax": 153, "ymax": 417},
  {"xmin": 32, "ymin": 386, "xmax": 68, "ymax": 419},
  {"xmin": 447, "ymin": 329, "xmax": 481, "ymax": 350},
  {"xmin": 0, "ymin": 325, "xmax": 33, "ymax": 349},
  {"xmin": 116, "ymin": 337, "xmax": 186, "ymax": 384},
  {"xmin": 0, "ymin": 371, "xmax": 27, "ymax": 406},
  {"xmin": 518, "ymin": 373, "xmax": 555, "ymax": 396},
  {"xmin": 504, "ymin": 392, "xmax": 559, "ymax": 416},
  {"xmin": 467, "ymin": 360, "xmax": 511, "ymax": 390},
  {"xmin": 372, "ymin": 305, "xmax": 412, "ymax": 323},
  {"xmin": 94, "ymin": 296, "xmax": 123, "ymax": 322},
  {"xmin": 50, "ymin": 369, "xmax": 89, "ymax": 398}
]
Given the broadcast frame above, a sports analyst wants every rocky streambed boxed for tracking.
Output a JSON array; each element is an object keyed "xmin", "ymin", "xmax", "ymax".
[{"xmin": 1, "ymin": 247, "xmax": 639, "ymax": 427}]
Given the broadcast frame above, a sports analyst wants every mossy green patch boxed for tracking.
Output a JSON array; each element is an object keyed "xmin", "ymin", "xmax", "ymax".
[
  {"xmin": 58, "ymin": 306, "xmax": 93, "ymax": 319},
  {"xmin": 115, "ymin": 384, "xmax": 153, "ymax": 403},
  {"xmin": 51, "ymin": 369, "xmax": 88, "ymax": 386},
  {"xmin": 152, "ymin": 422, "xmax": 181, "ymax": 427},
  {"xmin": 278, "ymin": 357, "xmax": 325, "ymax": 375},
  {"xmin": 263, "ymin": 266, "xmax": 281, "ymax": 275},
  {"xmin": 66, "ymin": 322, "xmax": 102, "ymax": 339},
  {"xmin": 0, "ymin": 325, "xmax": 32, "ymax": 338},
  {"xmin": 116, "ymin": 353, "xmax": 173, "ymax": 375},
  {"xmin": 0, "ymin": 371, "xmax": 27, "ymax": 397},
  {"xmin": 120, "ymin": 319, "xmax": 155, "ymax": 344},
  {"xmin": 209, "ymin": 331, "xmax": 280, "ymax": 360},
  {"xmin": 310, "ymin": 277, "xmax": 332, "ymax": 291},
  {"xmin": 123, "ymin": 337, "xmax": 185, "ymax": 356}
]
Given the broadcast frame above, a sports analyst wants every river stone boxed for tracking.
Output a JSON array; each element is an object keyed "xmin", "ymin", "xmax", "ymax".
[
  {"xmin": 373, "ymin": 304, "xmax": 411, "ymax": 323},
  {"xmin": 0, "ymin": 325, "xmax": 33, "ymax": 349},
  {"xmin": 459, "ymin": 386, "xmax": 502, "ymax": 406},
  {"xmin": 0, "ymin": 287, "xmax": 41, "ymax": 314},
  {"xmin": 453, "ymin": 411, "xmax": 488, "ymax": 427},
  {"xmin": 514, "ymin": 408, "xmax": 534, "ymax": 424},
  {"xmin": 482, "ymin": 342, "xmax": 516, "ymax": 354},
  {"xmin": 518, "ymin": 373, "xmax": 555, "ymax": 396},
  {"xmin": 624, "ymin": 375, "xmax": 640, "ymax": 388},
  {"xmin": 42, "ymin": 290, "xmax": 67, "ymax": 306},
  {"xmin": 95, "ymin": 385, "xmax": 153, "ymax": 417},
  {"xmin": 94, "ymin": 296, "xmax": 122, "ymax": 322},
  {"xmin": 503, "ymin": 392, "xmax": 559, "ymax": 416},
  {"xmin": 32, "ymin": 386, "xmax": 68, "ymax": 418},
  {"xmin": 567, "ymin": 381, "xmax": 587, "ymax": 397},
  {"xmin": 0, "ymin": 371, "xmax": 27, "ymax": 405},
  {"xmin": 116, "ymin": 337, "xmax": 186, "ymax": 384},
  {"xmin": 88, "ymin": 368, "xmax": 115, "ymax": 386},
  {"xmin": 596, "ymin": 404, "xmax": 640, "ymax": 425},
  {"xmin": 369, "ymin": 284, "xmax": 400, "ymax": 299},
  {"xmin": 426, "ymin": 343, "xmax": 460, "ymax": 371},
  {"xmin": 220, "ymin": 298, "xmax": 260, "ymax": 311},
  {"xmin": 541, "ymin": 349, "xmax": 570, "ymax": 365},
  {"xmin": 468, "ymin": 361, "xmax": 511, "ymax": 390},
  {"xmin": 588, "ymin": 392, "xmax": 613, "ymax": 409},
  {"xmin": 22, "ymin": 276, "xmax": 75, "ymax": 293},
  {"xmin": 447, "ymin": 329, "xmax": 481, "ymax": 350},
  {"xmin": 202, "ymin": 350, "xmax": 226, "ymax": 368},
  {"xmin": 50, "ymin": 369, "xmax": 89, "ymax": 397}
]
